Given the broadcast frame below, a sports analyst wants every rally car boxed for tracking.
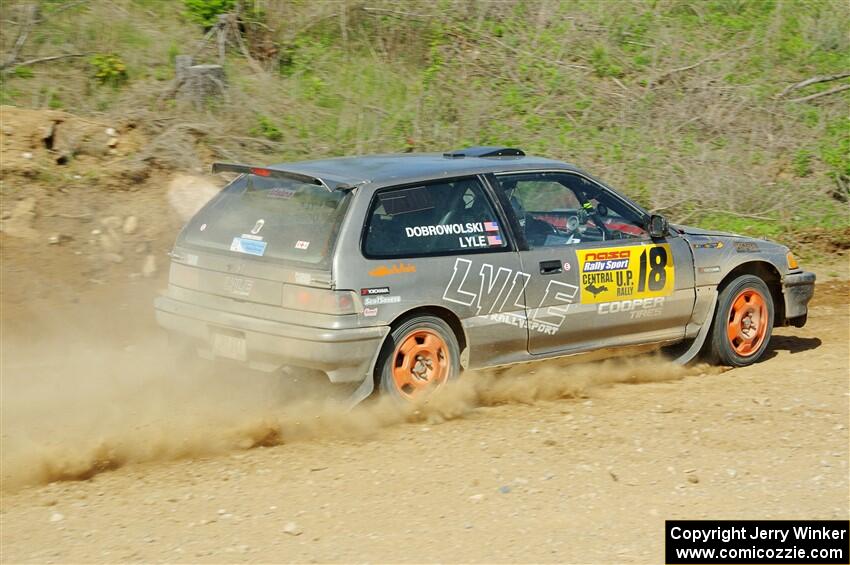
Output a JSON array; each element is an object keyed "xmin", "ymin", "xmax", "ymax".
[{"xmin": 155, "ymin": 146, "xmax": 816, "ymax": 403}]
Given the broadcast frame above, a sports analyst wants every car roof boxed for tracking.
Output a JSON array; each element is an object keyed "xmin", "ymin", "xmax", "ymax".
[{"xmin": 270, "ymin": 152, "xmax": 581, "ymax": 189}]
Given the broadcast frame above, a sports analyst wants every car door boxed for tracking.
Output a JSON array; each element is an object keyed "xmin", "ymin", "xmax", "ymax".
[
  {"xmin": 358, "ymin": 175, "xmax": 529, "ymax": 368},
  {"xmin": 488, "ymin": 171, "xmax": 695, "ymax": 356}
]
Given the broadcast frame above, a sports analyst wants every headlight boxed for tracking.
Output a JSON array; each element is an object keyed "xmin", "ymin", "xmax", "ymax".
[{"xmin": 786, "ymin": 251, "xmax": 799, "ymax": 270}]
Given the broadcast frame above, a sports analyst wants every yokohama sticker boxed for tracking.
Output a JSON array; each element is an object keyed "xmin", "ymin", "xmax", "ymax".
[
  {"xmin": 361, "ymin": 287, "xmax": 390, "ymax": 295},
  {"xmin": 576, "ymin": 244, "xmax": 674, "ymax": 304}
]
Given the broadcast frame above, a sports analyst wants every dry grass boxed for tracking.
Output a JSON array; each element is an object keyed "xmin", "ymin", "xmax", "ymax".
[{"xmin": 1, "ymin": 0, "xmax": 848, "ymax": 244}]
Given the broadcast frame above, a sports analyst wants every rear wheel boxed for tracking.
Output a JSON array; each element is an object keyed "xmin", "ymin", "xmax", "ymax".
[
  {"xmin": 378, "ymin": 316, "xmax": 460, "ymax": 402},
  {"xmin": 708, "ymin": 274, "xmax": 774, "ymax": 366}
]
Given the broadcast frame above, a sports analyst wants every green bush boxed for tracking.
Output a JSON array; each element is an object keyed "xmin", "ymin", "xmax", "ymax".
[
  {"xmin": 90, "ymin": 54, "xmax": 128, "ymax": 86},
  {"xmin": 13, "ymin": 66, "xmax": 34, "ymax": 79},
  {"xmin": 183, "ymin": 0, "xmax": 235, "ymax": 26},
  {"xmin": 252, "ymin": 115, "xmax": 282, "ymax": 141}
]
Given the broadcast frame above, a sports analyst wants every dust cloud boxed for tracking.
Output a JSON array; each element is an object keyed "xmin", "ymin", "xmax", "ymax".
[
  {"xmin": 166, "ymin": 173, "xmax": 221, "ymax": 221},
  {"xmin": 1, "ymin": 313, "xmax": 721, "ymax": 492}
]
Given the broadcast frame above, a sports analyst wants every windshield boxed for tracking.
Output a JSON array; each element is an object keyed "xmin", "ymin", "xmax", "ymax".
[{"xmin": 180, "ymin": 174, "xmax": 350, "ymax": 268}]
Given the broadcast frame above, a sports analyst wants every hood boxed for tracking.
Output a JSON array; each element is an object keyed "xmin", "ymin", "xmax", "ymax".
[
  {"xmin": 674, "ymin": 224, "xmax": 789, "ymax": 255},
  {"xmin": 671, "ymin": 224, "xmax": 748, "ymax": 238}
]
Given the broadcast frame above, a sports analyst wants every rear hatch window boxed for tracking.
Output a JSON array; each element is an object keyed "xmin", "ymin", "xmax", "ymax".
[{"xmin": 180, "ymin": 174, "xmax": 350, "ymax": 268}]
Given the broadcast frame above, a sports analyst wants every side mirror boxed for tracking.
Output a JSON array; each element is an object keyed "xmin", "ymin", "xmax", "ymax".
[{"xmin": 647, "ymin": 214, "xmax": 669, "ymax": 238}]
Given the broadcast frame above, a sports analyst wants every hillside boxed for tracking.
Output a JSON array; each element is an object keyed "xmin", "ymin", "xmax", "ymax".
[{"xmin": 1, "ymin": 0, "xmax": 849, "ymax": 248}]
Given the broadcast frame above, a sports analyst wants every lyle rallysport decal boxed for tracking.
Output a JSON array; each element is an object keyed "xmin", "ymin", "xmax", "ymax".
[
  {"xmin": 443, "ymin": 258, "xmax": 578, "ymax": 335},
  {"xmin": 577, "ymin": 244, "xmax": 674, "ymax": 304}
]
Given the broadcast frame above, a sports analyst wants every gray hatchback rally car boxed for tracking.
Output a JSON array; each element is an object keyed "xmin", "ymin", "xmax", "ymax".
[{"xmin": 155, "ymin": 146, "xmax": 815, "ymax": 403}]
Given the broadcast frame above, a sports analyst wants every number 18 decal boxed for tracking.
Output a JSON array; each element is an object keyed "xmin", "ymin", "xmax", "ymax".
[{"xmin": 576, "ymin": 244, "xmax": 674, "ymax": 304}]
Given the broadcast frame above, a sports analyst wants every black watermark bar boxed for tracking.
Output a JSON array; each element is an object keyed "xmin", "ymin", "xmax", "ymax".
[{"xmin": 666, "ymin": 520, "xmax": 849, "ymax": 564}]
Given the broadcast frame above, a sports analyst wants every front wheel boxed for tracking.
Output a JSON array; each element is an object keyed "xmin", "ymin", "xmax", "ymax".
[
  {"xmin": 708, "ymin": 274, "xmax": 774, "ymax": 366},
  {"xmin": 377, "ymin": 316, "xmax": 460, "ymax": 402}
]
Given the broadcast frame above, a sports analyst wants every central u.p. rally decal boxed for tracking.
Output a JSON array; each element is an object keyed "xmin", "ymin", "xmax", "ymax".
[{"xmin": 576, "ymin": 244, "xmax": 674, "ymax": 304}]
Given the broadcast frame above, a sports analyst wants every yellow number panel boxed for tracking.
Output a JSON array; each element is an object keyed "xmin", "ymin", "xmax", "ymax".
[{"xmin": 576, "ymin": 244, "xmax": 675, "ymax": 304}]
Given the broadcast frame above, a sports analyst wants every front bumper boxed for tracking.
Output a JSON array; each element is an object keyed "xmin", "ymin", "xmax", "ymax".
[
  {"xmin": 154, "ymin": 296, "xmax": 389, "ymax": 383},
  {"xmin": 781, "ymin": 271, "xmax": 816, "ymax": 326}
]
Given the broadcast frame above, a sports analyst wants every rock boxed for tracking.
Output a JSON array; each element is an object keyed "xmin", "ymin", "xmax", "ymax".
[
  {"xmin": 47, "ymin": 233, "xmax": 71, "ymax": 245},
  {"xmin": 498, "ymin": 485, "xmax": 512, "ymax": 494},
  {"xmin": 99, "ymin": 233, "xmax": 121, "ymax": 253},
  {"xmin": 105, "ymin": 127, "xmax": 117, "ymax": 136},
  {"xmin": 21, "ymin": 152, "xmax": 33, "ymax": 159},
  {"xmin": 0, "ymin": 197, "xmax": 38, "ymax": 239},
  {"xmin": 122, "ymin": 215, "xmax": 138, "ymax": 235},
  {"xmin": 49, "ymin": 512, "xmax": 64, "ymax": 523},
  {"xmin": 103, "ymin": 253, "xmax": 124, "ymax": 264},
  {"xmin": 468, "ymin": 494, "xmax": 484, "ymax": 502},
  {"xmin": 101, "ymin": 216, "xmax": 122, "ymax": 229},
  {"xmin": 687, "ymin": 475, "xmax": 699, "ymax": 484},
  {"xmin": 283, "ymin": 522, "xmax": 302, "ymax": 536},
  {"xmin": 108, "ymin": 137, "xmax": 118, "ymax": 147}
]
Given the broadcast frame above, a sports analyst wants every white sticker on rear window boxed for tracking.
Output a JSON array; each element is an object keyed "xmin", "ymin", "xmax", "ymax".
[
  {"xmin": 268, "ymin": 187, "xmax": 296, "ymax": 199},
  {"xmin": 295, "ymin": 240, "xmax": 310, "ymax": 250},
  {"xmin": 230, "ymin": 237, "xmax": 267, "ymax": 256}
]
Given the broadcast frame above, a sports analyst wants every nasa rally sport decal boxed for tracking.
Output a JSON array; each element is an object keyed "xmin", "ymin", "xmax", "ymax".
[{"xmin": 576, "ymin": 244, "xmax": 674, "ymax": 304}]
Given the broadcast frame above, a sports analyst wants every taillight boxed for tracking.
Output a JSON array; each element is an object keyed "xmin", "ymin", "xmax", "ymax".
[{"xmin": 281, "ymin": 285, "xmax": 357, "ymax": 314}]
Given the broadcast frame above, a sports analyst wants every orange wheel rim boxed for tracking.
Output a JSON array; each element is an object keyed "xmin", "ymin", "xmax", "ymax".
[
  {"xmin": 391, "ymin": 329, "xmax": 450, "ymax": 399},
  {"xmin": 726, "ymin": 289, "xmax": 768, "ymax": 357}
]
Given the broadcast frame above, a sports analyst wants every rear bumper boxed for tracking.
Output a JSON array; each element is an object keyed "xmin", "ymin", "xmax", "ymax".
[
  {"xmin": 781, "ymin": 271, "xmax": 816, "ymax": 326},
  {"xmin": 154, "ymin": 296, "xmax": 389, "ymax": 383}
]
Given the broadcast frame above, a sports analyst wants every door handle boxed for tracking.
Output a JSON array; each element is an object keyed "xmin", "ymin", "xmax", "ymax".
[{"xmin": 539, "ymin": 260, "xmax": 563, "ymax": 275}]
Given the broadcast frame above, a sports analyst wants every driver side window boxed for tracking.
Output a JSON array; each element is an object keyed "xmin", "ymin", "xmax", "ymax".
[{"xmin": 494, "ymin": 172, "xmax": 648, "ymax": 248}]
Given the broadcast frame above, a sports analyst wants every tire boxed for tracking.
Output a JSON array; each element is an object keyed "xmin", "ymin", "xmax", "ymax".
[
  {"xmin": 707, "ymin": 274, "xmax": 775, "ymax": 367},
  {"xmin": 377, "ymin": 315, "xmax": 461, "ymax": 402}
]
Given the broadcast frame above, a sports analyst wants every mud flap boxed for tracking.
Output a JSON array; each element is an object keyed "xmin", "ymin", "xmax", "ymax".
[
  {"xmin": 344, "ymin": 372, "xmax": 376, "ymax": 409},
  {"xmin": 343, "ymin": 338, "xmax": 388, "ymax": 408},
  {"xmin": 671, "ymin": 297, "xmax": 718, "ymax": 365}
]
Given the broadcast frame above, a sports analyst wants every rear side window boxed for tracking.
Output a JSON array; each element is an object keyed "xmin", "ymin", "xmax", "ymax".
[
  {"xmin": 180, "ymin": 174, "xmax": 350, "ymax": 267},
  {"xmin": 364, "ymin": 177, "xmax": 508, "ymax": 258}
]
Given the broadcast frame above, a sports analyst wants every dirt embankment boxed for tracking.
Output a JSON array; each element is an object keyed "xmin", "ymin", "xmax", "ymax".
[{"xmin": 0, "ymin": 105, "xmax": 223, "ymax": 312}]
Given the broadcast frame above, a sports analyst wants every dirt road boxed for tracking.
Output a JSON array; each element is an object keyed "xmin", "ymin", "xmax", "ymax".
[{"xmin": 1, "ymin": 273, "xmax": 847, "ymax": 563}]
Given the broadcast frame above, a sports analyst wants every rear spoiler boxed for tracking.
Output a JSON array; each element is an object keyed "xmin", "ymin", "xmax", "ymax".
[{"xmin": 211, "ymin": 162, "xmax": 353, "ymax": 191}]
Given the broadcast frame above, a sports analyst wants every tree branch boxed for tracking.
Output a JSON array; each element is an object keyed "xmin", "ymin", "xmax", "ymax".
[
  {"xmin": 788, "ymin": 84, "xmax": 850, "ymax": 103},
  {"xmin": 778, "ymin": 72, "xmax": 850, "ymax": 98},
  {"xmin": 1, "ymin": 53, "xmax": 86, "ymax": 73},
  {"xmin": 360, "ymin": 6, "xmax": 433, "ymax": 20},
  {"xmin": 1, "ymin": 4, "xmax": 37, "ymax": 70}
]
